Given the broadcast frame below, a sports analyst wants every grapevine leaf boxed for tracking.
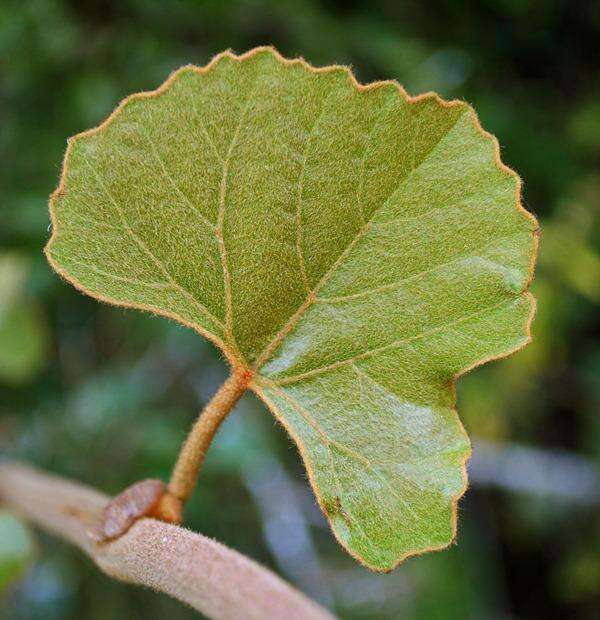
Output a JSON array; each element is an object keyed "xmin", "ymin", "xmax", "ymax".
[{"xmin": 46, "ymin": 47, "xmax": 538, "ymax": 571}]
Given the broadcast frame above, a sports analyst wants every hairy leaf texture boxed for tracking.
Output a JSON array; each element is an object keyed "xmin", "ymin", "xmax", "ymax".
[{"xmin": 46, "ymin": 47, "xmax": 538, "ymax": 571}]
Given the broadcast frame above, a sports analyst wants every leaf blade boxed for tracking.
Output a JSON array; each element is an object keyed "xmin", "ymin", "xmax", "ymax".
[
  {"xmin": 46, "ymin": 46, "xmax": 538, "ymax": 571},
  {"xmin": 0, "ymin": 511, "xmax": 35, "ymax": 591}
]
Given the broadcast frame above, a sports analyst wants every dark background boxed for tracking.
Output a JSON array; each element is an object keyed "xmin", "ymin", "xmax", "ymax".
[{"xmin": 1, "ymin": 1, "xmax": 599, "ymax": 618}]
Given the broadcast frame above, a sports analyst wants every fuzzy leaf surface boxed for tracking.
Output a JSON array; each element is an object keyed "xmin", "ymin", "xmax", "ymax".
[{"xmin": 46, "ymin": 47, "xmax": 538, "ymax": 570}]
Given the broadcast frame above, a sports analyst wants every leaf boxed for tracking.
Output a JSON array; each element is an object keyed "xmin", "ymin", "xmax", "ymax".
[
  {"xmin": 45, "ymin": 47, "xmax": 538, "ymax": 571},
  {"xmin": 0, "ymin": 253, "xmax": 50, "ymax": 385},
  {"xmin": 0, "ymin": 511, "xmax": 35, "ymax": 592}
]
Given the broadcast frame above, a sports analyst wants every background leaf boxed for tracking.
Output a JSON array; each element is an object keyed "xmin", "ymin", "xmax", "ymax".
[
  {"xmin": 0, "ymin": 511, "xmax": 35, "ymax": 593},
  {"xmin": 0, "ymin": 254, "xmax": 50, "ymax": 385},
  {"xmin": 46, "ymin": 48, "xmax": 537, "ymax": 570}
]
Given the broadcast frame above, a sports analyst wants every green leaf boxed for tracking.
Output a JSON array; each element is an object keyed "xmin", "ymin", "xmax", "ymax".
[
  {"xmin": 0, "ymin": 511, "xmax": 35, "ymax": 592},
  {"xmin": 0, "ymin": 253, "xmax": 50, "ymax": 385},
  {"xmin": 46, "ymin": 47, "xmax": 538, "ymax": 570}
]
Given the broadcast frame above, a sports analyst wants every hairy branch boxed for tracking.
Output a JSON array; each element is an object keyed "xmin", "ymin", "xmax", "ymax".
[
  {"xmin": 0, "ymin": 463, "xmax": 335, "ymax": 620},
  {"xmin": 157, "ymin": 367, "xmax": 251, "ymax": 522}
]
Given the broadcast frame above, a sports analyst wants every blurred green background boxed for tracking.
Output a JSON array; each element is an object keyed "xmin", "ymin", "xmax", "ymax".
[{"xmin": 1, "ymin": 1, "xmax": 599, "ymax": 618}]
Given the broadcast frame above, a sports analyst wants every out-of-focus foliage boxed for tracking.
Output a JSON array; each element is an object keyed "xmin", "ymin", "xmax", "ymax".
[
  {"xmin": 1, "ymin": 1, "xmax": 598, "ymax": 619},
  {"xmin": 0, "ymin": 512, "xmax": 35, "ymax": 592},
  {"xmin": 0, "ymin": 254, "xmax": 50, "ymax": 384}
]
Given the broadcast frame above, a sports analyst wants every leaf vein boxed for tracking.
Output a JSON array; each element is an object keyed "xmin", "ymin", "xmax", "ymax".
[
  {"xmin": 272, "ymin": 296, "xmax": 515, "ymax": 385},
  {"xmin": 64, "ymin": 257, "xmax": 173, "ymax": 290},
  {"xmin": 84, "ymin": 157, "xmax": 225, "ymax": 330},
  {"xmin": 294, "ymin": 84, "xmax": 339, "ymax": 293},
  {"xmin": 142, "ymin": 131, "xmax": 217, "ymax": 231},
  {"xmin": 317, "ymin": 229, "xmax": 524, "ymax": 303},
  {"xmin": 265, "ymin": 381, "xmax": 422, "ymax": 524},
  {"xmin": 354, "ymin": 96, "xmax": 395, "ymax": 223},
  {"xmin": 252, "ymin": 109, "xmax": 467, "ymax": 370},
  {"xmin": 217, "ymin": 83, "xmax": 259, "ymax": 347}
]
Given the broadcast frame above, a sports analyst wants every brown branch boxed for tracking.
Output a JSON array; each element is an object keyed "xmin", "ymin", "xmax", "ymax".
[{"xmin": 0, "ymin": 462, "xmax": 335, "ymax": 620}]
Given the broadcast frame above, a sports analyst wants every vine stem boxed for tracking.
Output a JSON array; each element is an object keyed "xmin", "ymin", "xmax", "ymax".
[
  {"xmin": 0, "ymin": 462, "xmax": 335, "ymax": 620},
  {"xmin": 154, "ymin": 366, "xmax": 252, "ymax": 522}
]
